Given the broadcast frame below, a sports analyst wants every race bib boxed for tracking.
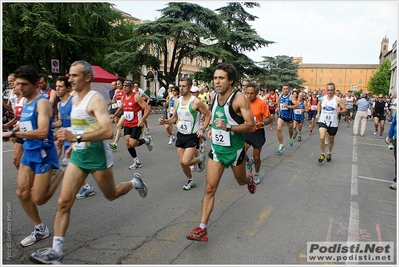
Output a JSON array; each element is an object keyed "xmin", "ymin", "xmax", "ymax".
[
  {"xmin": 212, "ymin": 129, "xmax": 231, "ymax": 146},
  {"xmin": 111, "ymin": 103, "xmax": 118, "ymax": 109},
  {"xmin": 268, "ymin": 102, "xmax": 274, "ymax": 107},
  {"xmin": 117, "ymin": 100, "xmax": 122, "ymax": 107},
  {"xmin": 19, "ymin": 121, "xmax": 33, "ymax": 132},
  {"xmin": 280, "ymin": 103, "xmax": 288, "ymax": 110},
  {"xmin": 294, "ymin": 109, "xmax": 302, "ymax": 115},
  {"xmin": 124, "ymin": 111, "xmax": 134, "ymax": 121},
  {"xmin": 177, "ymin": 120, "xmax": 193, "ymax": 134},
  {"xmin": 311, "ymin": 105, "xmax": 317, "ymax": 111}
]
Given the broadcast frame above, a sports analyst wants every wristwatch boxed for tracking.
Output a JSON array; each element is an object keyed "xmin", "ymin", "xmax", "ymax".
[
  {"xmin": 76, "ymin": 134, "xmax": 82, "ymax": 144},
  {"xmin": 225, "ymin": 123, "xmax": 231, "ymax": 132}
]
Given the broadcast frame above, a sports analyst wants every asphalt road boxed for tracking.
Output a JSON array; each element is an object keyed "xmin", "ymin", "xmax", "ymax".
[{"xmin": 2, "ymin": 112, "xmax": 397, "ymax": 265}]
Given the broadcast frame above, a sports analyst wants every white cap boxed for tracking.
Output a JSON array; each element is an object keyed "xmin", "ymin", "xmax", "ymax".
[{"xmin": 190, "ymin": 86, "xmax": 200, "ymax": 93}]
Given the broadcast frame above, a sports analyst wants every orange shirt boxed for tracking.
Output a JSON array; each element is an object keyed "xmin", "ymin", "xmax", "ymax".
[{"xmin": 250, "ymin": 98, "xmax": 270, "ymax": 129}]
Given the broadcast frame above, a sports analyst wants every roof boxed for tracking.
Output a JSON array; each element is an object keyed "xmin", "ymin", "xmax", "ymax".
[
  {"xmin": 298, "ymin": 63, "xmax": 379, "ymax": 69},
  {"xmin": 92, "ymin": 66, "xmax": 118, "ymax": 83}
]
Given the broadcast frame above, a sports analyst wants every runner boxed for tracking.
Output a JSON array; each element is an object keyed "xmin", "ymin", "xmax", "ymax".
[
  {"xmin": 316, "ymin": 82, "xmax": 347, "ymax": 163},
  {"xmin": 30, "ymin": 60, "xmax": 148, "ymax": 264},
  {"xmin": 371, "ymin": 94, "xmax": 390, "ymax": 139},
  {"xmin": 266, "ymin": 88, "xmax": 278, "ymax": 131},
  {"xmin": 244, "ymin": 82, "xmax": 271, "ymax": 184},
  {"xmin": 186, "ymin": 63, "xmax": 256, "ymax": 242},
  {"xmin": 158, "ymin": 77, "xmax": 211, "ymax": 190},
  {"xmin": 292, "ymin": 91, "xmax": 307, "ymax": 142},
  {"xmin": 276, "ymin": 85, "xmax": 299, "ymax": 154},
  {"xmin": 307, "ymin": 91, "xmax": 319, "ymax": 135},
  {"xmin": 111, "ymin": 80, "xmax": 153, "ymax": 169},
  {"xmin": 3, "ymin": 65, "xmax": 61, "ymax": 248},
  {"xmin": 109, "ymin": 78, "xmax": 125, "ymax": 150}
]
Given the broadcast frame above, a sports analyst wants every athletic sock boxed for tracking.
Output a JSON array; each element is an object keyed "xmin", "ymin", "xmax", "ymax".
[
  {"xmin": 35, "ymin": 223, "xmax": 45, "ymax": 232},
  {"xmin": 52, "ymin": 236, "xmax": 64, "ymax": 255},
  {"xmin": 199, "ymin": 223, "xmax": 207, "ymax": 230}
]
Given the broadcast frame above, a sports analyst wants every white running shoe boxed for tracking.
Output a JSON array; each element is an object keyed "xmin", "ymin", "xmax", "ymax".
[
  {"xmin": 129, "ymin": 162, "xmax": 142, "ymax": 170},
  {"xmin": 21, "ymin": 225, "xmax": 50, "ymax": 247}
]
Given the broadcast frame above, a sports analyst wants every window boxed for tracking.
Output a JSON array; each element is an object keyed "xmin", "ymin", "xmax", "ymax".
[
  {"xmin": 311, "ymin": 69, "xmax": 314, "ymax": 73},
  {"xmin": 359, "ymin": 79, "xmax": 362, "ymax": 84},
  {"xmin": 320, "ymin": 69, "xmax": 323, "ymax": 73},
  {"xmin": 302, "ymin": 69, "xmax": 304, "ymax": 73},
  {"xmin": 349, "ymin": 70, "xmax": 352, "ymax": 74},
  {"xmin": 340, "ymin": 70, "xmax": 343, "ymax": 74},
  {"xmin": 372, "ymin": 70, "xmax": 375, "ymax": 74},
  {"xmin": 319, "ymin": 78, "xmax": 323, "ymax": 83},
  {"xmin": 310, "ymin": 77, "xmax": 313, "ymax": 83},
  {"xmin": 329, "ymin": 78, "xmax": 332, "ymax": 83},
  {"xmin": 360, "ymin": 70, "xmax": 363, "ymax": 74},
  {"xmin": 339, "ymin": 78, "xmax": 342, "ymax": 84},
  {"xmin": 330, "ymin": 70, "xmax": 333, "ymax": 74},
  {"xmin": 348, "ymin": 78, "xmax": 352, "ymax": 84}
]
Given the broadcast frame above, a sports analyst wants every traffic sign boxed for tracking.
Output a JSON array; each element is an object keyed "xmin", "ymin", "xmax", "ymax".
[{"xmin": 51, "ymin": 59, "xmax": 59, "ymax": 73}]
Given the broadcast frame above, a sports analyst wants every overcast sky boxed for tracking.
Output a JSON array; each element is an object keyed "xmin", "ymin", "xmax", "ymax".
[{"xmin": 112, "ymin": 1, "xmax": 398, "ymax": 65}]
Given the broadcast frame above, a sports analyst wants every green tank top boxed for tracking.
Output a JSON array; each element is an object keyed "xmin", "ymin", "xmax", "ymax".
[{"xmin": 211, "ymin": 90, "xmax": 244, "ymax": 153}]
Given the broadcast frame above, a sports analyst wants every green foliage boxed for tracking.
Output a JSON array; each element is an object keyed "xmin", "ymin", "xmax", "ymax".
[
  {"xmin": 367, "ymin": 59, "xmax": 392, "ymax": 95},
  {"xmin": 255, "ymin": 55, "xmax": 305, "ymax": 90},
  {"xmin": 2, "ymin": 2, "xmax": 126, "ymax": 81}
]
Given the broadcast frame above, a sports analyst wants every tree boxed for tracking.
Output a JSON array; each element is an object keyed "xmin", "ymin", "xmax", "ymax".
[
  {"xmin": 254, "ymin": 55, "xmax": 305, "ymax": 90},
  {"xmin": 367, "ymin": 59, "xmax": 392, "ymax": 95},
  {"xmin": 2, "ymin": 3, "xmax": 127, "ymax": 81},
  {"xmin": 193, "ymin": 2, "xmax": 275, "ymax": 84},
  {"xmin": 106, "ymin": 2, "xmax": 226, "ymax": 88}
]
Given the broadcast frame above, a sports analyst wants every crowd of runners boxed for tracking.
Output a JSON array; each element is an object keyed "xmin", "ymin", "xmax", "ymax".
[{"xmin": 2, "ymin": 61, "xmax": 396, "ymax": 264}]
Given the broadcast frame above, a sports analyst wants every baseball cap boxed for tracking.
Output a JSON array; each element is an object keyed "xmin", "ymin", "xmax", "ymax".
[
  {"xmin": 190, "ymin": 86, "xmax": 200, "ymax": 93},
  {"xmin": 169, "ymin": 84, "xmax": 174, "ymax": 88}
]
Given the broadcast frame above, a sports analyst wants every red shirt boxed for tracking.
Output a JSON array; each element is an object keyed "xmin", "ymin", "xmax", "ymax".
[{"xmin": 123, "ymin": 93, "xmax": 143, "ymax": 128}]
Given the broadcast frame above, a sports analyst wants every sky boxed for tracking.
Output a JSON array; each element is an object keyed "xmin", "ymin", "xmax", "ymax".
[{"xmin": 112, "ymin": 1, "xmax": 398, "ymax": 65}]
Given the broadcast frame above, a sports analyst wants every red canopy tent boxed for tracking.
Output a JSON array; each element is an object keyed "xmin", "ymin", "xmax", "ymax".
[
  {"xmin": 91, "ymin": 66, "xmax": 119, "ymax": 102},
  {"xmin": 92, "ymin": 65, "xmax": 118, "ymax": 83}
]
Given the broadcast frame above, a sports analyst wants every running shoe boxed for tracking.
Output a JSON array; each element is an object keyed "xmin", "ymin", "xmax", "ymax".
[
  {"xmin": 21, "ymin": 225, "xmax": 50, "ymax": 247},
  {"xmin": 197, "ymin": 154, "xmax": 206, "ymax": 172},
  {"xmin": 298, "ymin": 135, "xmax": 302, "ymax": 142},
  {"xmin": 133, "ymin": 173, "xmax": 147, "ymax": 198},
  {"xmin": 246, "ymin": 157, "xmax": 254, "ymax": 172},
  {"xmin": 76, "ymin": 184, "xmax": 95, "ymax": 199},
  {"xmin": 199, "ymin": 143, "xmax": 206, "ymax": 153},
  {"xmin": 190, "ymin": 165, "xmax": 198, "ymax": 172},
  {"xmin": 390, "ymin": 182, "xmax": 397, "ymax": 190},
  {"xmin": 183, "ymin": 179, "xmax": 196, "ymax": 190},
  {"xmin": 360, "ymin": 134, "xmax": 364, "ymax": 137},
  {"xmin": 289, "ymin": 139, "xmax": 294, "ymax": 147},
  {"xmin": 326, "ymin": 152, "xmax": 332, "ymax": 162},
  {"xmin": 247, "ymin": 172, "xmax": 256, "ymax": 194},
  {"xmin": 293, "ymin": 131, "xmax": 297, "ymax": 140},
  {"xmin": 129, "ymin": 161, "xmax": 142, "ymax": 170},
  {"xmin": 145, "ymin": 127, "xmax": 150, "ymax": 135},
  {"xmin": 109, "ymin": 142, "xmax": 117, "ymax": 150},
  {"xmin": 186, "ymin": 227, "xmax": 208, "ymax": 242},
  {"xmin": 30, "ymin": 248, "xmax": 63, "ymax": 264},
  {"xmin": 350, "ymin": 133, "xmax": 357, "ymax": 136},
  {"xmin": 145, "ymin": 135, "xmax": 153, "ymax": 151},
  {"xmin": 168, "ymin": 136, "xmax": 175, "ymax": 145},
  {"xmin": 318, "ymin": 153, "xmax": 325, "ymax": 163},
  {"xmin": 309, "ymin": 130, "xmax": 313, "ymax": 135},
  {"xmin": 374, "ymin": 129, "xmax": 378, "ymax": 135},
  {"xmin": 379, "ymin": 134, "xmax": 383, "ymax": 139},
  {"xmin": 277, "ymin": 144, "xmax": 285, "ymax": 154},
  {"xmin": 253, "ymin": 173, "xmax": 260, "ymax": 185}
]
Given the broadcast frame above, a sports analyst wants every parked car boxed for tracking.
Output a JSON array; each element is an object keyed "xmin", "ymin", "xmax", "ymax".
[
  {"xmin": 149, "ymin": 94, "xmax": 166, "ymax": 107},
  {"xmin": 3, "ymin": 88, "xmax": 12, "ymax": 103}
]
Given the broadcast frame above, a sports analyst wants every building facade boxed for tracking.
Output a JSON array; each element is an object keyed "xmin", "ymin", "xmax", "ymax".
[{"xmin": 297, "ymin": 61, "xmax": 377, "ymax": 94}]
